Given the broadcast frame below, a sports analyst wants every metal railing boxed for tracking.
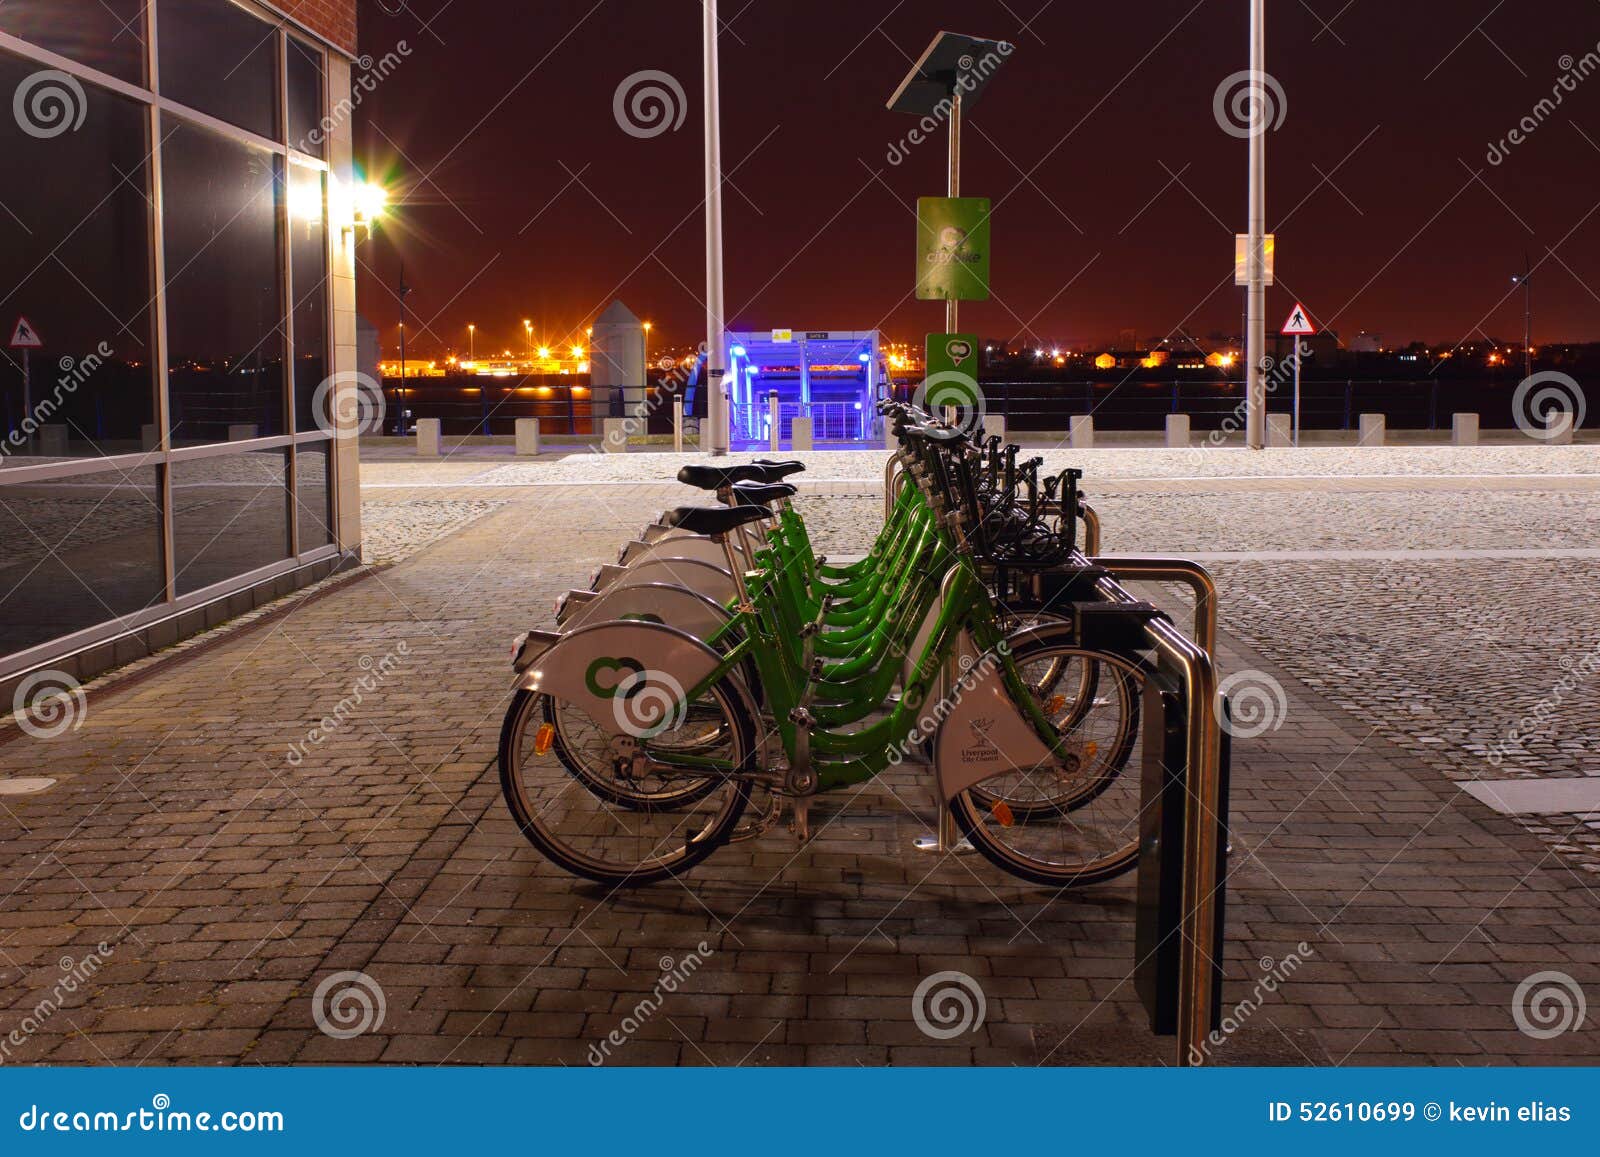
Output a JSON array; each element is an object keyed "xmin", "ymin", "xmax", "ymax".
[{"xmin": 730, "ymin": 400, "xmax": 875, "ymax": 446}]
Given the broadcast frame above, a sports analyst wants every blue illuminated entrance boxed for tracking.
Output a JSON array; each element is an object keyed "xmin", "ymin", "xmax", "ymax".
[{"xmin": 725, "ymin": 329, "xmax": 887, "ymax": 447}]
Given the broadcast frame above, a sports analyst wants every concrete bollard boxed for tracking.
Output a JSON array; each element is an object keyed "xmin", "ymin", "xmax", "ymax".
[
  {"xmin": 602, "ymin": 418, "xmax": 629, "ymax": 453},
  {"xmin": 673, "ymin": 397, "xmax": 684, "ymax": 453},
  {"xmin": 792, "ymin": 416, "xmax": 814, "ymax": 452},
  {"xmin": 1358, "ymin": 413, "xmax": 1385, "ymax": 446},
  {"xmin": 768, "ymin": 392, "xmax": 780, "ymax": 453},
  {"xmin": 1069, "ymin": 415, "xmax": 1094, "ymax": 449},
  {"xmin": 415, "ymin": 418, "xmax": 441, "ymax": 458},
  {"xmin": 1267, "ymin": 413, "xmax": 1292, "ymax": 447},
  {"xmin": 1165, "ymin": 413, "xmax": 1190, "ymax": 448},
  {"xmin": 39, "ymin": 425, "xmax": 68, "ymax": 456},
  {"xmin": 227, "ymin": 423, "xmax": 259, "ymax": 442},
  {"xmin": 515, "ymin": 418, "xmax": 541, "ymax": 456},
  {"xmin": 981, "ymin": 414, "xmax": 1006, "ymax": 441},
  {"xmin": 1546, "ymin": 410, "xmax": 1575, "ymax": 445},
  {"xmin": 1452, "ymin": 413, "xmax": 1479, "ymax": 446}
]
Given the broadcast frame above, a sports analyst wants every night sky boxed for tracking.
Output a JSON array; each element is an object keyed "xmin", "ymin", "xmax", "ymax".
[{"xmin": 353, "ymin": 0, "xmax": 1600, "ymax": 359}]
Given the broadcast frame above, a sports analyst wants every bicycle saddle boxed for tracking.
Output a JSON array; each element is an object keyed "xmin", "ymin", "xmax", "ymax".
[
  {"xmin": 663, "ymin": 504, "xmax": 772, "ymax": 536},
  {"xmin": 750, "ymin": 459, "xmax": 806, "ymax": 481},
  {"xmin": 677, "ymin": 463, "xmax": 767, "ymax": 490},
  {"xmin": 732, "ymin": 480, "xmax": 798, "ymax": 506}
]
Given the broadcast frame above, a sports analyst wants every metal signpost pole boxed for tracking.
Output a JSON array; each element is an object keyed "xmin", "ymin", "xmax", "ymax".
[
  {"xmin": 1245, "ymin": 0, "xmax": 1267, "ymax": 450},
  {"xmin": 1293, "ymin": 341, "xmax": 1301, "ymax": 446},
  {"xmin": 703, "ymin": 0, "xmax": 729, "ymax": 456},
  {"xmin": 946, "ymin": 87, "xmax": 961, "ymax": 334}
]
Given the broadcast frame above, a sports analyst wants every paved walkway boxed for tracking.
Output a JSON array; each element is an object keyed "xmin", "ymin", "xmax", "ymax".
[{"xmin": 0, "ymin": 447, "xmax": 1597, "ymax": 1066}]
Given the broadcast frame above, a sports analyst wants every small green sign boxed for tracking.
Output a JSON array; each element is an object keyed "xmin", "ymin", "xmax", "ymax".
[
  {"xmin": 925, "ymin": 332, "xmax": 979, "ymax": 381},
  {"xmin": 916, "ymin": 196, "xmax": 991, "ymax": 302}
]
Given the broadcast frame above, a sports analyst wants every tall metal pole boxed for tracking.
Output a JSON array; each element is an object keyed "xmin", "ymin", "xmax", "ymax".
[
  {"xmin": 398, "ymin": 261, "xmax": 408, "ymax": 386},
  {"xmin": 703, "ymin": 0, "xmax": 729, "ymax": 456},
  {"xmin": 1523, "ymin": 252, "xmax": 1532, "ymax": 380},
  {"xmin": 946, "ymin": 87, "xmax": 962, "ymax": 335},
  {"xmin": 1245, "ymin": 0, "xmax": 1267, "ymax": 450}
]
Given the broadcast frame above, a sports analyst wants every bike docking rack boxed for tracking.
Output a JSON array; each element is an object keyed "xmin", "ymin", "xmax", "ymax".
[{"xmin": 887, "ymin": 441, "xmax": 1230, "ymax": 1063}]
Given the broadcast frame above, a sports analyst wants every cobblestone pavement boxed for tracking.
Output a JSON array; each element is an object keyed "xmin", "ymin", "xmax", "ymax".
[{"xmin": 0, "ymin": 449, "xmax": 1597, "ymax": 1067}]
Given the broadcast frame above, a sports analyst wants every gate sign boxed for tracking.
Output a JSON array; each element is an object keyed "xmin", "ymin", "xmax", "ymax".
[
  {"xmin": 1280, "ymin": 302, "xmax": 1316, "ymax": 336},
  {"xmin": 770, "ymin": 328, "xmax": 793, "ymax": 343},
  {"xmin": 8, "ymin": 316, "xmax": 43, "ymax": 348},
  {"xmin": 916, "ymin": 197, "xmax": 991, "ymax": 302}
]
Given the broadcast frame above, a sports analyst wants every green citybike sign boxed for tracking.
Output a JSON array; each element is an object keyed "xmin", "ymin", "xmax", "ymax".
[
  {"xmin": 925, "ymin": 332, "xmax": 978, "ymax": 382},
  {"xmin": 916, "ymin": 197, "xmax": 991, "ymax": 302}
]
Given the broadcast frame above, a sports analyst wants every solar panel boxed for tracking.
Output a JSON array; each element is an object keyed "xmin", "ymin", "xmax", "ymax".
[{"xmin": 885, "ymin": 31, "xmax": 1013, "ymax": 116}]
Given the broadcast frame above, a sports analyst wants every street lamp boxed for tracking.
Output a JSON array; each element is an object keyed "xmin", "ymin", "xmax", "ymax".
[
  {"xmin": 522, "ymin": 320, "xmax": 533, "ymax": 361},
  {"xmin": 467, "ymin": 323, "xmax": 476, "ymax": 363}
]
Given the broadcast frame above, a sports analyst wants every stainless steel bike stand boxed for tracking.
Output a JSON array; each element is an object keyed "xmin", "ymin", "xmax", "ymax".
[{"xmin": 914, "ymin": 807, "xmax": 974, "ymax": 854}]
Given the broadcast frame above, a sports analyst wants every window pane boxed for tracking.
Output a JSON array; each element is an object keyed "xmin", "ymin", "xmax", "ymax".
[
  {"xmin": 294, "ymin": 440, "xmax": 334, "ymax": 551},
  {"xmin": 156, "ymin": 0, "xmax": 277, "ymax": 139},
  {"xmin": 0, "ymin": 466, "xmax": 164, "ymax": 657},
  {"xmin": 286, "ymin": 36, "xmax": 324, "ymax": 156},
  {"xmin": 0, "ymin": 51, "xmax": 155, "ymax": 460},
  {"xmin": 161, "ymin": 118, "xmax": 285, "ymax": 447},
  {"xmin": 0, "ymin": 0, "xmax": 147, "ymax": 85},
  {"xmin": 289, "ymin": 162, "xmax": 328, "ymax": 434},
  {"xmin": 172, "ymin": 449, "xmax": 289, "ymax": 594}
]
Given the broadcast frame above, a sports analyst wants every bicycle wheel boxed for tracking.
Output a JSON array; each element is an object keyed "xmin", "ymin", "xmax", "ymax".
[
  {"xmin": 951, "ymin": 639, "xmax": 1144, "ymax": 888},
  {"xmin": 499, "ymin": 679, "xmax": 753, "ymax": 886}
]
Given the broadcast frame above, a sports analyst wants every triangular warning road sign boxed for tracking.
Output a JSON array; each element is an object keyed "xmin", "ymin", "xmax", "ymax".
[
  {"xmin": 8, "ymin": 317, "xmax": 43, "ymax": 349},
  {"xmin": 1280, "ymin": 303, "xmax": 1316, "ymax": 336}
]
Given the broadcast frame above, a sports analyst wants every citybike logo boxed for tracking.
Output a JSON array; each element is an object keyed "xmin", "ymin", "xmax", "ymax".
[
  {"xmin": 13, "ymin": 70, "xmax": 87, "ymax": 139},
  {"xmin": 1511, "ymin": 371, "xmax": 1585, "ymax": 441},
  {"xmin": 926, "ymin": 226, "xmax": 982, "ymax": 268},
  {"xmin": 586, "ymin": 657, "xmax": 688, "ymax": 737},
  {"xmin": 613, "ymin": 70, "xmax": 687, "ymax": 139},
  {"xmin": 1213, "ymin": 69, "xmax": 1287, "ymax": 139}
]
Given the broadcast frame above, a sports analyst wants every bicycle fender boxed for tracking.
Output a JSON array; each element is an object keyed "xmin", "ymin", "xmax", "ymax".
[
  {"xmin": 559, "ymin": 581, "xmax": 734, "ymax": 640},
  {"xmin": 514, "ymin": 620, "xmax": 729, "ymax": 738},
  {"xmin": 933, "ymin": 629, "xmax": 1057, "ymax": 800}
]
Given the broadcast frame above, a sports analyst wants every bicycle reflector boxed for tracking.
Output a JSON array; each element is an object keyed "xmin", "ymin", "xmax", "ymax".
[
  {"xmin": 990, "ymin": 800, "xmax": 1015, "ymax": 828},
  {"xmin": 534, "ymin": 723, "xmax": 556, "ymax": 756}
]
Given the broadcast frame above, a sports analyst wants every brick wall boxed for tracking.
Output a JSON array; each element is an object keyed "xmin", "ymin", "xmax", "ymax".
[{"xmin": 269, "ymin": 0, "xmax": 357, "ymax": 57}]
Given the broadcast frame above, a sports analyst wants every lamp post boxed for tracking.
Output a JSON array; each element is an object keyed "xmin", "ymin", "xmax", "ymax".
[
  {"xmin": 1245, "ymin": 0, "xmax": 1267, "ymax": 450},
  {"xmin": 467, "ymin": 323, "xmax": 475, "ymax": 364},
  {"xmin": 397, "ymin": 261, "xmax": 412, "ymax": 386},
  {"xmin": 703, "ymin": 0, "xmax": 729, "ymax": 455}
]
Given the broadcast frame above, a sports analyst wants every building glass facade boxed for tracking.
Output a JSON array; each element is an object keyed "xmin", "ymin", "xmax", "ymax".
[{"xmin": 0, "ymin": 0, "xmax": 358, "ymax": 688}]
